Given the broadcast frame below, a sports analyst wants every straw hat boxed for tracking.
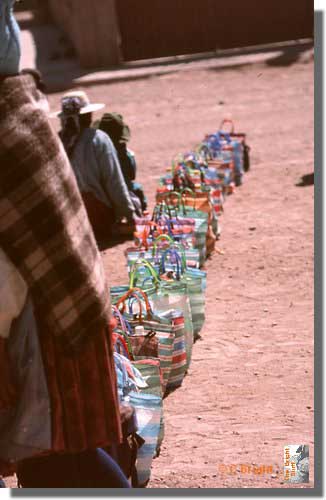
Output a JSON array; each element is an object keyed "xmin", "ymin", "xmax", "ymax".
[{"xmin": 51, "ymin": 90, "xmax": 105, "ymax": 118}]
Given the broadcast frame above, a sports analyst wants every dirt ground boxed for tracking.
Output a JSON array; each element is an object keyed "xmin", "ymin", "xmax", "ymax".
[
  {"xmin": 5, "ymin": 53, "xmax": 314, "ymax": 490},
  {"xmin": 52, "ymin": 54, "xmax": 314, "ymax": 489}
]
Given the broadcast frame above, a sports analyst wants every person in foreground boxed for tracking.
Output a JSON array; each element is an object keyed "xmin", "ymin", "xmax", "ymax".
[{"xmin": 0, "ymin": 1, "xmax": 130, "ymax": 488}]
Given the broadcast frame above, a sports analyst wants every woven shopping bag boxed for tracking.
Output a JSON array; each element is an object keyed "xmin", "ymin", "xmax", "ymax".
[
  {"xmin": 129, "ymin": 261, "xmax": 193, "ymax": 373},
  {"xmin": 134, "ymin": 214, "xmax": 196, "ymax": 252},
  {"xmin": 151, "ymin": 233, "xmax": 200, "ymax": 269},
  {"xmin": 115, "ymin": 288, "xmax": 177, "ymax": 394},
  {"xmin": 113, "ymin": 304, "xmax": 160, "ymax": 359},
  {"xmin": 152, "ymin": 234, "xmax": 200, "ymax": 270},
  {"xmin": 199, "ymin": 132, "xmax": 236, "ymax": 194},
  {"xmin": 128, "ymin": 253, "xmax": 204, "ymax": 344},
  {"xmin": 125, "ymin": 234, "xmax": 200, "ymax": 271},
  {"xmin": 132, "ymin": 357, "xmax": 164, "ymax": 454},
  {"xmin": 128, "ymin": 390, "xmax": 162, "ymax": 487},
  {"xmin": 157, "ymin": 197, "xmax": 207, "ymax": 266},
  {"xmin": 202, "ymin": 164, "xmax": 224, "ymax": 212},
  {"xmin": 155, "ymin": 191, "xmax": 209, "ymax": 264},
  {"xmin": 180, "ymin": 188, "xmax": 216, "ymax": 258},
  {"xmin": 219, "ymin": 118, "xmax": 250, "ymax": 174},
  {"xmin": 126, "ymin": 280, "xmax": 187, "ymax": 391},
  {"xmin": 159, "ymin": 249, "xmax": 206, "ymax": 339}
]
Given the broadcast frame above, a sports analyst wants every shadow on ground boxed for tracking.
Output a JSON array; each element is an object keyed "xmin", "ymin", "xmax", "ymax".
[
  {"xmin": 296, "ymin": 172, "xmax": 314, "ymax": 187},
  {"xmin": 266, "ymin": 45, "xmax": 314, "ymax": 67}
]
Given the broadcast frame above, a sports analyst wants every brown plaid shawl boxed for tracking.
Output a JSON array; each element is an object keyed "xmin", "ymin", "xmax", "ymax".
[{"xmin": 0, "ymin": 74, "xmax": 111, "ymax": 350}]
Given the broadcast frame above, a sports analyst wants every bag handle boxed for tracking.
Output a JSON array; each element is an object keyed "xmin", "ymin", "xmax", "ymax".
[
  {"xmin": 152, "ymin": 234, "xmax": 175, "ymax": 256},
  {"xmin": 138, "ymin": 276, "xmax": 157, "ymax": 289},
  {"xmin": 129, "ymin": 260, "xmax": 160, "ymax": 288},
  {"xmin": 134, "ymin": 226, "xmax": 151, "ymax": 250},
  {"xmin": 116, "ymin": 287, "xmax": 153, "ymax": 321},
  {"xmin": 153, "ymin": 234, "xmax": 175, "ymax": 246},
  {"xmin": 111, "ymin": 306, "xmax": 134, "ymax": 358},
  {"xmin": 181, "ymin": 187, "xmax": 196, "ymax": 197},
  {"xmin": 159, "ymin": 191, "xmax": 182, "ymax": 206},
  {"xmin": 171, "ymin": 153, "xmax": 186, "ymax": 173},
  {"xmin": 216, "ymin": 130, "xmax": 232, "ymax": 143},
  {"xmin": 112, "ymin": 331, "xmax": 133, "ymax": 359},
  {"xmin": 152, "ymin": 203, "xmax": 174, "ymax": 222},
  {"xmin": 160, "ymin": 248, "xmax": 183, "ymax": 279},
  {"xmin": 152, "ymin": 236, "xmax": 187, "ymax": 269},
  {"xmin": 219, "ymin": 118, "xmax": 235, "ymax": 134},
  {"xmin": 112, "ymin": 304, "xmax": 130, "ymax": 333},
  {"xmin": 119, "ymin": 291, "xmax": 144, "ymax": 320},
  {"xmin": 152, "ymin": 208, "xmax": 169, "ymax": 225},
  {"xmin": 170, "ymin": 242, "xmax": 187, "ymax": 270}
]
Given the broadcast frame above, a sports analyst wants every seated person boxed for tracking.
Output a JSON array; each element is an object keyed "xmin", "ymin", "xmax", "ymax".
[
  {"xmin": 97, "ymin": 113, "xmax": 148, "ymax": 213},
  {"xmin": 53, "ymin": 91, "xmax": 137, "ymax": 243}
]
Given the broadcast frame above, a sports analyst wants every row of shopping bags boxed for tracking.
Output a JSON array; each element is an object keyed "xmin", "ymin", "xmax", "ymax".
[
  {"xmin": 157, "ymin": 119, "xmax": 250, "ymax": 213},
  {"xmin": 111, "ymin": 119, "xmax": 250, "ymax": 486}
]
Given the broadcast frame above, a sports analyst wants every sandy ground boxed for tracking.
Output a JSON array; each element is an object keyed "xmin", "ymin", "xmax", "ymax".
[{"xmin": 4, "ymin": 53, "xmax": 314, "ymax": 489}]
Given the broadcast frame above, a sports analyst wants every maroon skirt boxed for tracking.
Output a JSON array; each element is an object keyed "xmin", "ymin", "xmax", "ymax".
[{"xmin": 38, "ymin": 318, "xmax": 123, "ymax": 454}]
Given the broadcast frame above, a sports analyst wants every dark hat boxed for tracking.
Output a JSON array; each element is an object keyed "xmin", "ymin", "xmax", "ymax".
[{"xmin": 98, "ymin": 112, "xmax": 130, "ymax": 144}]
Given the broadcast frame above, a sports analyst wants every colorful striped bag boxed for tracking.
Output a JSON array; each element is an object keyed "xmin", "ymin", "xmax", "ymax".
[
  {"xmin": 128, "ymin": 391, "xmax": 162, "ymax": 487},
  {"xmin": 115, "ymin": 288, "xmax": 179, "ymax": 394},
  {"xmin": 132, "ymin": 357, "xmax": 164, "ymax": 453},
  {"xmin": 129, "ymin": 261, "xmax": 193, "ymax": 372}
]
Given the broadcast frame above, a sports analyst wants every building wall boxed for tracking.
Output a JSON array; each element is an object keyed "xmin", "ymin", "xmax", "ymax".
[
  {"xmin": 116, "ymin": 0, "xmax": 314, "ymax": 61},
  {"xmin": 47, "ymin": 0, "xmax": 122, "ymax": 68},
  {"xmin": 47, "ymin": 0, "xmax": 313, "ymax": 67}
]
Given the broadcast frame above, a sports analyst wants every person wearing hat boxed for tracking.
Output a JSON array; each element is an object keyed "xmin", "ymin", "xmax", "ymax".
[
  {"xmin": 55, "ymin": 91, "xmax": 137, "ymax": 244},
  {"xmin": 97, "ymin": 113, "xmax": 148, "ymax": 213}
]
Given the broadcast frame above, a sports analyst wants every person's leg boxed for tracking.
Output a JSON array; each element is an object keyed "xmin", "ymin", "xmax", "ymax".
[
  {"xmin": 17, "ymin": 449, "xmax": 130, "ymax": 488},
  {"xmin": 0, "ymin": 477, "xmax": 6, "ymax": 488},
  {"xmin": 78, "ymin": 448, "xmax": 131, "ymax": 488},
  {"xmin": 17, "ymin": 454, "xmax": 80, "ymax": 488}
]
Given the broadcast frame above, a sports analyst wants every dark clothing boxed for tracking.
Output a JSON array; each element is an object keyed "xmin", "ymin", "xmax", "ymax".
[
  {"xmin": 17, "ymin": 448, "xmax": 131, "ymax": 488},
  {"xmin": 116, "ymin": 146, "xmax": 147, "ymax": 211},
  {"xmin": 82, "ymin": 192, "xmax": 115, "ymax": 242},
  {"xmin": 98, "ymin": 114, "xmax": 147, "ymax": 212},
  {"xmin": 116, "ymin": 145, "xmax": 136, "ymax": 189}
]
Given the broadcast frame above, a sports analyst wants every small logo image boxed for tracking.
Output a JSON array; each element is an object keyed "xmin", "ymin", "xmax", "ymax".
[{"xmin": 284, "ymin": 445, "xmax": 309, "ymax": 483}]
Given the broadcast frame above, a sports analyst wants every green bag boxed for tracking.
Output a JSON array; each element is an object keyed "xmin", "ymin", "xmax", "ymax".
[
  {"xmin": 132, "ymin": 357, "xmax": 164, "ymax": 453},
  {"xmin": 152, "ymin": 234, "xmax": 201, "ymax": 269},
  {"xmin": 128, "ymin": 391, "xmax": 162, "ymax": 487},
  {"xmin": 159, "ymin": 250, "xmax": 206, "ymax": 338},
  {"xmin": 125, "ymin": 235, "xmax": 200, "ymax": 272},
  {"xmin": 129, "ymin": 260, "xmax": 194, "ymax": 371},
  {"xmin": 154, "ymin": 193, "xmax": 208, "ymax": 266},
  {"xmin": 115, "ymin": 288, "xmax": 176, "ymax": 394},
  {"xmin": 180, "ymin": 188, "xmax": 217, "ymax": 258}
]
